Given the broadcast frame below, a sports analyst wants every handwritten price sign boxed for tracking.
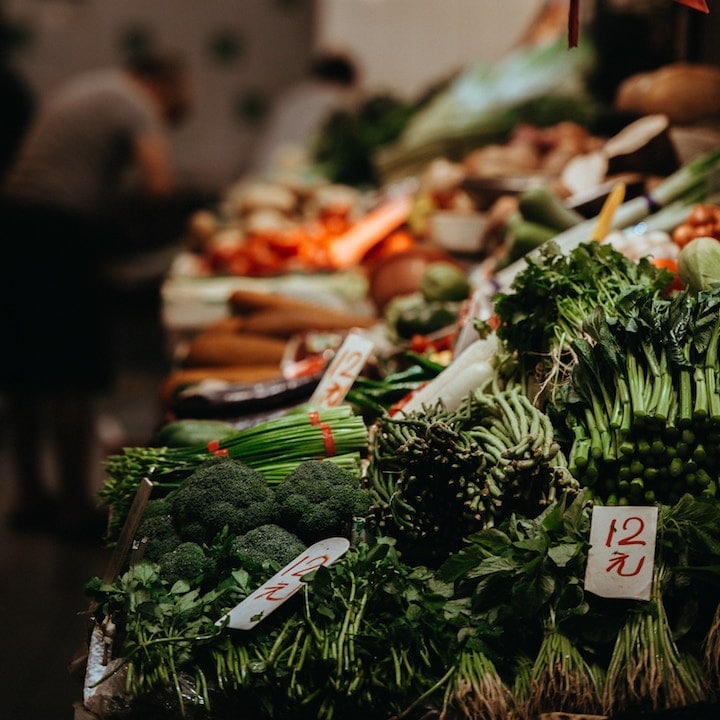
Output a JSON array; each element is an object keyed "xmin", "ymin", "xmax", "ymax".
[
  {"xmin": 585, "ymin": 505, "xmax": 658, "ymax": 601},
  {"xmin": 218, "ymin": 537, "xmax": 350, "ymax": 630},
  {"xmin": 310, "ymin": 331, "xmax": 374, "ymax": 408}
]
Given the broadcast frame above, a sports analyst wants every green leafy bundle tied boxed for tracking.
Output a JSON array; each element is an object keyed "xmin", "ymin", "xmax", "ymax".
[{"xmin": 562, "ymin": 287, "xmax": 720, "ymax": 505}]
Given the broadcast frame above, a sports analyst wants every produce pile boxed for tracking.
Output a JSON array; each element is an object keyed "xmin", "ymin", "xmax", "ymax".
[{"xmin": 84, "ymin": 203, "xmax": 720, "ymax": 718}]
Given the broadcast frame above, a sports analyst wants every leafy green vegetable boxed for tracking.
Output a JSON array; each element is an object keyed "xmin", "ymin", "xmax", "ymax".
[
  {"xmin": 368, "ymin": 383, "xmax": 577, "ymax": 565},
  {"xmin": 678, "ymin": 236, "xmax": 720, "ymax": 293},
  {"xmin": 493, "ymin": 239, "xmax": 672, "ymax": 399},
  {"xmin": 560, "ymin": 287, "xmax": 720, "ymax": 505}
]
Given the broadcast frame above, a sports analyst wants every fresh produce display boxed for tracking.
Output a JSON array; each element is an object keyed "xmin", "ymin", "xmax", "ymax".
[
  {"xmin": 100, "ymin": 406, "xmax": 369, "ymax": 538},
  {"xmin": 367, "ymin": 381, "xmax": 578, "ymax": 564},
  {"xmin": 672, "ymin": 203, "xmax": 720, "ymax": 248},
  {"xmin": 494, "ymin": 149, "xmax": 720, "ymax": 291},
  {"xmin": 493, "ymin": 238, "xmax": 675, "ymax": 399},
  {"xmin": 501, "ymin": 184, "xmax": 585, "ymax": 264},
  {"xmin": 374, "ymin": 36, "xmax": 597, "ymax": 182},
  {"xmin": 561, "ymin": 288, "xmax": 720, "ymax": 505},
  {"xmin": 492, "ymin": 236, "xmax": 720, "ymax": 507},
  {"xmin": 382, "ymin": 260, "xmax": 472, "ymax": 342},
  {"xmin": 78, "ymin": 108, "xmax": 720, "ymax": 720},
  {"xmin": 185, "ymin": 180, "xmax": 414, "ymax": 277},
  {"xmin": 344, "ymin": 350, "xmax": 447, "ymax": 419}
]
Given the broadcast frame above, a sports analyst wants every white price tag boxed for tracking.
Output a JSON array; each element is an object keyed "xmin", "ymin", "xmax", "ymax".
[
  {"xmin": 585, "ymin": 505, "xmax": 658, "ymax": 601},
  {"xmin": 218, "ymin": 537, "xmax": 350, "ymax": 630},
  {"xmin": 310, "ymin": 331, "xmax": 374, "ymax": 408}
]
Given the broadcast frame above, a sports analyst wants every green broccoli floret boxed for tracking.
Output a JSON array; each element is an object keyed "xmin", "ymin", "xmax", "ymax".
[
  {"xmin": 158, "ymin": 541, "xmax": 209, "ymax": 586},
  {"xmin": 170, "ymin": 458, "xmax": 276, "ymax": 545},
  {"xmin": 274, "ymin": 459, "xmax": 371, "ymax": 544},
  {"xmin": 231, "ymin": 524, "xmax": 307, "ymax": 568},
  {"xmin": 135, "ymin": 513, "xmax": 182, "ymax": 562},
  {"xmin": 141, "ymin": 497, "xmax": 172, "ymax": 520}
]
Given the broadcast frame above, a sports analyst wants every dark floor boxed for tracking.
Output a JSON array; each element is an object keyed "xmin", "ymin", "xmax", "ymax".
[{"xmin": 0, "ymin": 280, "xmax": 172, "ymax": 720}]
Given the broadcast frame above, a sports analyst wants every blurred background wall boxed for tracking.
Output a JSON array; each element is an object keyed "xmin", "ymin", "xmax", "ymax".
[{"xmin": 2, "ymin": 0, "xmax": 544, "ymax": 193}]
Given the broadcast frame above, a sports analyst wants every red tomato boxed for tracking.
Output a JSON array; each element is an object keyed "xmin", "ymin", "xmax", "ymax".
[{"xmin": 650, "ymin": 257, "xmax": 683, "ymax": 292}]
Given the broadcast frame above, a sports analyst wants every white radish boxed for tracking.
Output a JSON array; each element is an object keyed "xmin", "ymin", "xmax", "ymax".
[{"xmin": 399, "ymin": 333, "xmax": 498, "ymax": 414}]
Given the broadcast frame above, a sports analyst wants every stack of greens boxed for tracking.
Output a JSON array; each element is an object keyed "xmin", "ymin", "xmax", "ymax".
[
  {"xmin": 85, "ymin": 491, "xmax": 720, "ymax": 719},
  {"xmin": 563, "ymin": 287, "xmax": 720, "ymax": 505},
  {"xmin": 367, "ymin": 381, "xmax": 577, "ymax": 564},
  {"xmin": 100, "ymin": 406, "xmax": 369, "ymax": 539}
]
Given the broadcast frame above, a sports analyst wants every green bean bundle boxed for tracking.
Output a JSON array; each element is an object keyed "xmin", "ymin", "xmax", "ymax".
[{"xmin": 368, "ymin": 383, "xmax": 577, "ymax": 564}]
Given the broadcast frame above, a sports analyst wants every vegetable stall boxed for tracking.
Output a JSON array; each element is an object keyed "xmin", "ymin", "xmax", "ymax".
[
  {"xmin": 70, "ymin": 10, "xmax": 720, "ymax": 717},
  {"xmin": 76, "ymin": 186, "xmax": 720, "ymax": 719}
]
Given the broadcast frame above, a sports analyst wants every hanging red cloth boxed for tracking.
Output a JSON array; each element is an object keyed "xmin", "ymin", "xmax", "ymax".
[
  {"xmin": 673, "ymin": 0, "xmax": 709, "ymax": 12},
  {"xmin": 568, "ymin": 0, "xmax": 580, "ymax": 47}
]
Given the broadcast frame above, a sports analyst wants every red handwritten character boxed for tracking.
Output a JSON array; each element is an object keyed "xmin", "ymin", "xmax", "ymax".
[
  {"xmin": 337, "ymin": 350, "xmax": 363, "ymax": 380},
  {"xmin": 605, "ymin": 516, "xmax": 647, "ymax": 547},
  {"xmin": 281, "ymin": 553, "xmax": 331, "ymax": 580},
  {"xmin": 254, "ymin": 581, "xmax": 301, "ymax": 602},
  {"xmin": 322, "ymin": 381, "xmax": 346, "ymax": 407},
  {"xmin": 606, "ymin": 551, "xmax": 646, "ymax": 577}
]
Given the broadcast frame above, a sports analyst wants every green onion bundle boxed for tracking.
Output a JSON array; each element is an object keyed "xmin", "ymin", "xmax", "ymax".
[
  {"xmin": 525, "ymin": 623, "xmax": 605, "ymax": 718},
  {"xmin": 602, "ymin": 562, "xmax": 710, "ymax": 715},
  {"xmin": 564, "ymin": 288, "xmax": 720, "ymax": 505},
  {"xmin": 100, "ymin": 406, "xmax": 369, "ymax": 538},
  {"xmin": 441, "ymin": 648, "xmax": 515, "ymax": 720}
]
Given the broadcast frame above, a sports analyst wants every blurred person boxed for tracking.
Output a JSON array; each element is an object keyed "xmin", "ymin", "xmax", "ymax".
[
  {"xmin": 0, "ymin": 50, "xmax": 192, "ymax": 539},
  {"xmin": 250, "ymin": 52, "xmax": 361, "ymax": 177},
  {"xmin": 0, "ymin": 12, "xmax": 35, "ymax": 181}
]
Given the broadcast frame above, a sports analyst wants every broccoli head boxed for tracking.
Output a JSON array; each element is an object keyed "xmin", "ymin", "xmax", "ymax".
[
  {"xmin": 274, "ymin": 459, "xmax": 371, "ymax": 544},
  {"xmin": 141, "ymin": 497, "xmax": 173, "ymax": 520},
  {"xmin": 135, "ymin": 513, "xmax": 182, "ymax": 562},
  {"xmin": 230, "ymin": 524, "xmax": 307, "ymax": 568},
  {"xmin": 170, "ymin": 458, "xmax": 276, "ymax": 545},
  {"xmin": 158, "ymin": 541, "xmax": 209, "ymax": 586}
]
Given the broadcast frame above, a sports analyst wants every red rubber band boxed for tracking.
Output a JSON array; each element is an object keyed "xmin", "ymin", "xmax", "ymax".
[
  {"xmin": 207, "ymin": 440, "xmax": 220, "ymax": 453},
  {"xmin": 213, "ymin": 448, "xmax": 229, "ymax": 458},
  {"xmin": 308, "ymin": 410, "xmax": 321, "ymax": 425},
  {"xmin": 320, "ymin": 423, "xmax": 336, "ymax": 457}
]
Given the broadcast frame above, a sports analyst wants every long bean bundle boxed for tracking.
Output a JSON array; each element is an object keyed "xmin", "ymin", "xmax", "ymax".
[
  {"xmin": 101, "ymin": 406, "xmax": 369, "ymax": 538},
  {"xmin": 368, "ymin": 383, "xmax": 577, "ymax": 564}
]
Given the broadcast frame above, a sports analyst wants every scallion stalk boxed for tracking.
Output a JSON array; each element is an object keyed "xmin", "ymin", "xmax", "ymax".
[{"xmin": 603, "ymin": 562, "xmax": 710, "ymax": 715}]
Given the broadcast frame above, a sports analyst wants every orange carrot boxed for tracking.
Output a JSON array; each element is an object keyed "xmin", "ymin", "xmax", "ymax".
[{"xmin": 325, "ymin": 195, "xmax": 414, "ymax": 269}]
